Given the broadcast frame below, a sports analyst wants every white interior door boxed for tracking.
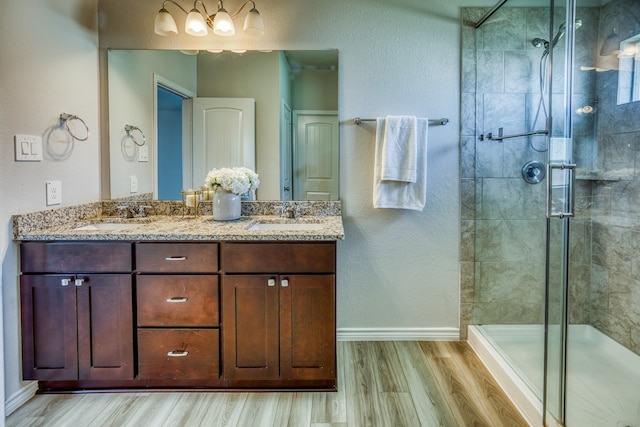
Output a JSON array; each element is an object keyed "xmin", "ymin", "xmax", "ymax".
[
  {"xmin": 185, "ymin": 97, "xmax": 255, "ymax": 189},
  {"xmin": 293, "ymin": 111, "xmax": 339, "ymax": 200}
]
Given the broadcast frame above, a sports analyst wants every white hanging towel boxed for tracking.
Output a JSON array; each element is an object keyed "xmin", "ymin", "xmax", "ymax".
[
  {"xmin": 380, "ymin": 115, "xmax": 418, "ymax": 182},
  {"xmin": 373, "ymin": 116, "xmax": 428, "ymax": 210}
]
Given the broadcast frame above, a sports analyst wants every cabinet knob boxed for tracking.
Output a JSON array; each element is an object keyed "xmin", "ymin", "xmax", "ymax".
[
  {"xmin": 267, "ymin": 278, "xmax": 276, "ymax": 287},
  {"xmin": 166, "ymin": 297, "xmax": 188, "ymax": 303},
  {"xmin": 167, "ymin": 350, "xmax": 189, "ymax": 357},
  {"xmin": 61, "ymin": 278, "xmax": 71, "ymax": 287},
  {"xmin": 74, "ymin": 278, "xmax": 84, "ymax": 287},
  {"xmin": 281, "ymin": 279, "xmax": 289, "ymax": 287}
]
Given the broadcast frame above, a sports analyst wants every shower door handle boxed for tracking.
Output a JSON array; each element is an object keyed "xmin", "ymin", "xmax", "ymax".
[{"xmin": 546, "ymin": 163, "xmax": 576, "ymax": 218}]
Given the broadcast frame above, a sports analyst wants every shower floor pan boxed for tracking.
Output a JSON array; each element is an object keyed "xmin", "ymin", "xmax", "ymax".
[{"xmin": 468, "ymin": 324, "xmax": 640, "ymax": 427}]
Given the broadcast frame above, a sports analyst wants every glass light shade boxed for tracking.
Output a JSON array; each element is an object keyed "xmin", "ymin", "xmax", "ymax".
[
  {"xmin": 243, "ymin": 8, "xmax": 264, "ymax": 37},
  {"xmin": 185, "ymin": 9, "xmax": 208, "ymax": 36},
  {"xmin": 600, "ymin": 28, "xmax": 621, "ymax": 56},
  {"xmin": 154, "ymin": 9, "xmax": 178, "ymax": 36},
  {"xmin": 213, "ymin": 9, "xmax": 235, "ymax": 36}
]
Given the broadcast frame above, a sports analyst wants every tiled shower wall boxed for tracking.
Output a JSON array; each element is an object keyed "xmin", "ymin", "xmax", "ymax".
[
  {"xmin": 461, "ymin": 0, "xmax": 640, "ymax": 356},
  {"xmin": 460, "ymin": 5, "xmax": 596, "ymax": 338},
  {"xmin": 587, "ymin": 0, "xmax": 640, "ymax": 356}
]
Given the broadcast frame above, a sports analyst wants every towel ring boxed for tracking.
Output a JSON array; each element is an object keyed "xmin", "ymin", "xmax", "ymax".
[
  {"xmin": 59, "ymin": 113, "xmax": 89, "ymax": 141},
  {"xmin": 124, "ymin": 125, "xmax": 146, "ymax": 146}
]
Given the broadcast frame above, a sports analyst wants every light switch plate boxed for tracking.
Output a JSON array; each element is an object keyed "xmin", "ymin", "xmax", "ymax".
[
  {"xmin": 15, "ymin": 135, "xmax": 43, "ymax": 161},
  {"xmin": 46, "ymin": 181, "xmax": 62, "ymax": 205},
  {"xmin": 138, "ymin": 146, "xmax": 149, "ymax": 162}
]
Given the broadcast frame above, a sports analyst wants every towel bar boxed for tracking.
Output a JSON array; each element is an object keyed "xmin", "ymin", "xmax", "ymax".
[{"xmin": 354, "ymin": 117, "xmax": 449, "ymax": 126}]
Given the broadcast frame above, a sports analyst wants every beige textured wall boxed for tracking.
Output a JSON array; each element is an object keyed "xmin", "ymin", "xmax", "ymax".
[
  {"xmin": 0, "ymin": 0, "xmax": 100, "ymax": 412},
  {"xmin": 0, "ymin": 0, "xmax": 494, "ymax": 413}
]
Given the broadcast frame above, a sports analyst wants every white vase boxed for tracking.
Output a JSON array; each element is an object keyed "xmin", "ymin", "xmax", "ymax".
[{"xmin": 212, "ymin": 189, "xmax": 241, "ymax": 221}]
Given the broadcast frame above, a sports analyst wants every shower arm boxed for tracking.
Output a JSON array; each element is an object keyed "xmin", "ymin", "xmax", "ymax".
[{"xmin": 480, "ymin": 127, "xmax": 549, "ymax": 141}]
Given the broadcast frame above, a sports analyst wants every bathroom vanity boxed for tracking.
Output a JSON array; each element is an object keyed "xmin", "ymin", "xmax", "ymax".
[{"xmin": 14, "ymin": 202, "xmax": 343, "ymax": 392}]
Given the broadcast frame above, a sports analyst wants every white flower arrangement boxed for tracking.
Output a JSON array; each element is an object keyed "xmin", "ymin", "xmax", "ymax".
[{"xmin": 204, "ymin": 167, "xmax": 260, "ymax": 195}]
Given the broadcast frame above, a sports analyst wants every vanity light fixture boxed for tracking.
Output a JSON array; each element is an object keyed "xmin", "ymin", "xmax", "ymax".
[
  {"xmin": 600, "ymin": 27, "xmax": 622, "ymax": 56},
  {"xmin": 154, "ymin": 0, "xmax": 264, "ymax": 38}
]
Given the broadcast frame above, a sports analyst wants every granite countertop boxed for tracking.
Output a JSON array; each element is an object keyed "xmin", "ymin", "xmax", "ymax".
[
  {"xmin": 15, "ymin": 215, "xmax": 344, "ymax": 241},
  {"xmin": 13, "ymin": 200, "xmax": 345, "ymax": 241}
]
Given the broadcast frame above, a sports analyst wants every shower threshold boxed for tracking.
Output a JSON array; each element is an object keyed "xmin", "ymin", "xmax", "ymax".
[{"xmin": 468, "ymin": 324, "xmax": 640, "ymax": 427}]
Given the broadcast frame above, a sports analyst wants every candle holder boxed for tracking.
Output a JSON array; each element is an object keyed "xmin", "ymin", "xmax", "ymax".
[
  {"xmin": 200, "ymin": 186, "xmax": 215, "ymax": 201},
  {"xmin": 181, "ymin": 189, "xmax": 202, "ymax": 217}
]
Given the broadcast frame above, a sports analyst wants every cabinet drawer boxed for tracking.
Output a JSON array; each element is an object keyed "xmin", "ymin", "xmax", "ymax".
[
  {"xmin": 221, "ymin": 242, "xmax": 336, "ymax": 273},
  {"xmin": 137, "ymin": 275, "xmax": 219, "ymax": 327},
  {"xmin": 136, "ymin": 243, "xmax": 218, "ymax": 273},
  {"xmin": 21, "ymin": 242, "xmax": 132, "ymax": 273},
  {"xmin": 138, "ymin": 329, "xmax": 219, "ymax": 380}
]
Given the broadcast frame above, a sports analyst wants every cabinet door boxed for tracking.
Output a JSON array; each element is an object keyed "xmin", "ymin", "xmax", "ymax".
[
  {"xmin": 280, "ymin": 275, "xmax": 336, "ymax": 381},
  {"xmin": 222, "ymin": 275, "xmax": 279, "ymax": 380},
  {"xmin": 20, "ymin": 275, "xmax": 78, "ymax": 381},
  {"xmin": 77, "ymin": 274, "xmax": 133, "ymax": 380}
]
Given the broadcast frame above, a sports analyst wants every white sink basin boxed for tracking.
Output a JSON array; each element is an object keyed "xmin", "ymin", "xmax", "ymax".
[
  {"xmin": 72, "ymin": 223, "xmax": 143, "ymax": 231},
  {"xmin": 247, "ymin": 222, "xmax": 324, "ymax": 231}
]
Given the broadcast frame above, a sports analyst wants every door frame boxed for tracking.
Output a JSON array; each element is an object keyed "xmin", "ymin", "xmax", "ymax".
[{"xmin": 153, "ymin": 74, "xmax": 196, "ymax": 198}]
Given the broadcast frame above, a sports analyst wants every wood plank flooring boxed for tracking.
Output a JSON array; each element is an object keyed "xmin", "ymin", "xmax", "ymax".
[{"xmin": 6, "ymin": 341, "xmax": 528, "ymax": 427}]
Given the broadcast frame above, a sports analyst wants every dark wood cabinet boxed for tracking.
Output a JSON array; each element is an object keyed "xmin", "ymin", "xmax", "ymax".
[
  {"xmin": 20, "ymin": 273, "xmax": 133, "ymax": 381},
  {"xmin": 221, "ymin": 242, "xmax": 336, "ymax": 387},
  {"xmin": 222, "ymin": 274, "xmax": 336, "ymax": 383},
  {"xmin": 135, "ymin": 242, "xmax": 221, "ymax": 381},
  {"xmin": 19, "ymin": 239, "xmax": 336, "ymax": 390}
]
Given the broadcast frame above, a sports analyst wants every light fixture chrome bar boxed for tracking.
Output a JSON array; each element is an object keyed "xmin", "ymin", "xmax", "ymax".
[
  {"xmin": 353, "ymin": 117, "xmax": 449, "ymax": 126},
  {"xmin": 473, "ymin": 0, "xmax": 510, "ymax": 28}
]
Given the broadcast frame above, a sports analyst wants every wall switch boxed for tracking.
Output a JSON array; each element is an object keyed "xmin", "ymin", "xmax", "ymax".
[
  {"xmin": 15, "ymin": 135, "xmax": 43, "ymax": 161},
  {"xmin": 46, "ymin": 181, "xmax": 62, "ymax": 205},
  {"xmin": 138, "ymin": 146, "xmax": 149, "ymax": 162},
  {"xmin": 129, "ymin": 175, "xmax": 138, "ymax": 193}
]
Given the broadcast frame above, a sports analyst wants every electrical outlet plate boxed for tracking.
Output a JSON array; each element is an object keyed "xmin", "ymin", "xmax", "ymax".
[
  {"xmin": 46, "ymin": 181, "xmax": 62, "ymax": 205},
  {"xmin": 130, "ymin": 175, "xmax": 138, "ymax": 193}
]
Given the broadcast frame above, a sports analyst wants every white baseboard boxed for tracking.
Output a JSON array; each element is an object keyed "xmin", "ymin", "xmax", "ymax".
[
  {"xmin": 6, "ymin": 382, "xmax": 37, "ymax": 416},
  {"xmin": 337, "ymin": 327, "xmax": 459, "ymax": 341}
]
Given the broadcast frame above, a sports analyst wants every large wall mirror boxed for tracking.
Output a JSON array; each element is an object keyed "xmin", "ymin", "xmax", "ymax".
[{"xmin": 106, "ymin": 49, "xmax": 338, "ymax": 201}]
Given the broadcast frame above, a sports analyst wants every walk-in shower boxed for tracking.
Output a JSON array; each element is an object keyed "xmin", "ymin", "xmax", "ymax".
[{"xmin": 462, "ymin": 0, "xmax": 640, "ymax": 426}]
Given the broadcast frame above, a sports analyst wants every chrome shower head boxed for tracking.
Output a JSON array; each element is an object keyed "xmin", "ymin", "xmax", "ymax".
[
  {"xmin": 551, "ymin": 19, "xmax": 583, "ymax": 48},
  {"xmin": 532, "ymin": 38, "xmax": 548, "ymax": 48}
]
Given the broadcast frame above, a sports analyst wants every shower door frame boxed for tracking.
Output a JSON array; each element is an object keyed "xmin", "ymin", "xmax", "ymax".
[
  {"xmin": 543, "ymin": 0, "xmax": 578, "ymax": 425},
  {"xmin": 470, "ymin": 0, "xmax": 580, "ymax": 425}
]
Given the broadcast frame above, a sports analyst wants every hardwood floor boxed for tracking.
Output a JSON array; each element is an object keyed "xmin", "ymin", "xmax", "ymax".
[{"xmin": 7, "ymin": 341, "xmax": 528, "ymax": 427}]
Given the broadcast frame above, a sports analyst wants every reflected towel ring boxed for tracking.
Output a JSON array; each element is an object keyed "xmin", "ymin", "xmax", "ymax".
[
  {"xmin": 59, "ymin": 113, "xmax": 89, "ymax": 141},
  {"xmin": 124, "ymin": 125, "xmax": 146, "ymax": 146}
]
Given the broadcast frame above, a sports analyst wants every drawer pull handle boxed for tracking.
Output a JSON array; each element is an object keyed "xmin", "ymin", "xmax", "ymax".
[
  {"xmin": 167, "ymin": 350, "xmax": 188, "ymax": 357},
  {"xmin": 268, "ymin": 279, "xmax": 276, "ymax": 287},
  {"xmin": 281, "ymin": 279, "xmax": 289, "ymax": 288},
  {"xmin": 166, "ymin": 297, "xmax": 188, "ymax": 303},
  {"xmin": 165, "ymin": 256, "xmax": 187, "ymax": 261}
]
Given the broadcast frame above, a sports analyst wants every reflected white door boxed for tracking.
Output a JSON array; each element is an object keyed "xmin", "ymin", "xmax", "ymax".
[
  {"xmin": 293, "ymin": 111, "xmax": 339, "ymax": 201},
  {"xmin": 185, "ymin": 97, "xmax": 255, "ymax": 189}
]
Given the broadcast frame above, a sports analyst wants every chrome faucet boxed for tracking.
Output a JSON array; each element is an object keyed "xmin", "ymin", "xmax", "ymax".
[
  {"xmin": 117, "ymin": 204, "xmax": 152, "ymax": 218},
  {"xmin": 284, "ymin": 207, "xmax": 295, "ymax": 219}
]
